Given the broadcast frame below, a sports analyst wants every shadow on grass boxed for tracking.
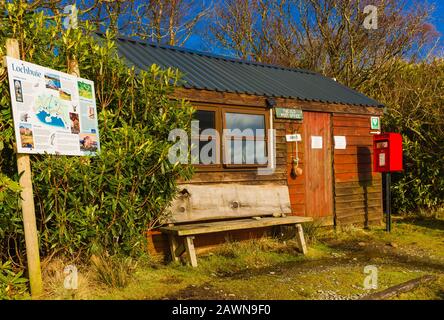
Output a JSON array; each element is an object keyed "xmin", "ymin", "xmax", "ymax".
[
  {"xmin": 162, "ymin": 283, "xmax": 233, "ymax": 300},
  {"xmin": 326, "ymin": 239, "xmax": 444, "ymax": 273},
  {"xmin": 395, "ymin": 216, "xmax": 444, "ymax": 231}
]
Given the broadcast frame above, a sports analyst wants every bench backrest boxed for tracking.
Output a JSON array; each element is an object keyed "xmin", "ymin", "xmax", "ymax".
[{"xmin": 167, "ymin": 183, "xmax": 292, "ymax": 223}]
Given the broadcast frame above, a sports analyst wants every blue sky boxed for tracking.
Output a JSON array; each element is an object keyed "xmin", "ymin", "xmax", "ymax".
[{"xmin": 430, "ymin": 0, "xmax": 444, "ymax": 46}]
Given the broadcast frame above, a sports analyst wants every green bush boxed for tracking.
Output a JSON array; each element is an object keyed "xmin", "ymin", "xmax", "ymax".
[
  {"xmin": 0, "ymin": 174, "xmax": 23, "ymax": 263},
  {"xmin": 0, "ymin": 3, "xmax": 194, "ymax": 265},
  {"xmin": 368, "ymin": 60, "xmax": 444, "ymax": 212},
  {"xmin": 0, "ymin": 260, "xmax": 29, "ymax": 300}
]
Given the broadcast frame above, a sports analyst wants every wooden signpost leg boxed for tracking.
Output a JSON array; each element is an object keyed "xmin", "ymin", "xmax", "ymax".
[
  {"xmin": 17, "ymin": 154, "xmax": 43, "ymax": 298},
  {"xmin": 6, "ymin": 38, "xmax": 43, "ymax": 298}
]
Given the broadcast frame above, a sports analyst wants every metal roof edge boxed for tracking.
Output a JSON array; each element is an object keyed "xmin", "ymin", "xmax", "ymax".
[
  {"xmin": 317, "ymin": 75, "xmax": 385, "ymax": 108},
  {"xmin": 96, "ymin": 32, "xmax": 385, "ymax": 108},
  {"xmin": 96, "ymin": 32, "xmax": 319, "ymax": 75}
]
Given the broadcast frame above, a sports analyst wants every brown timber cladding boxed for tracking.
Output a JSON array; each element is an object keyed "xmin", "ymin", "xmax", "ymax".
[
  {"xmin": 146, "ymin": 89, "xmax": 383, "ymax": 256},
  {"xmin": 332, "ymin": 114, "xmax": 383, "ymax": 226},
  {"xmin": 173, "ymin": 88, "xmax": 383, "ymax": 222},
  {"xmin": 281, "ymin": 119, "xmax": 305, "ymax": 216}
]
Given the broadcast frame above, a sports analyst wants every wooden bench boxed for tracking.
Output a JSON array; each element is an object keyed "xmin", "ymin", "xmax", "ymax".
[{"xmin": 159, "ymin": 215, "xmax": 313, "ymax": 267}]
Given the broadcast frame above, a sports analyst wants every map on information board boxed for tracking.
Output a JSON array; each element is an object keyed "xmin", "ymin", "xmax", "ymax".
[{"xmin": 6, "ymin": 57, "xmax": 100, "ymax": 156}]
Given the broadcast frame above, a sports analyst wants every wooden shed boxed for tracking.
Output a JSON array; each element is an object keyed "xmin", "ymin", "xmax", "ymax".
[{"xmin": 113, "ymin": 36, "xmax": 384, "ymax": 254}]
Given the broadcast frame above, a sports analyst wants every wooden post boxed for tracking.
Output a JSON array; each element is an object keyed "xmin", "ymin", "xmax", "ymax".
[
  {"xmin": 360, "ymin": 275, "xmax": 436, "ymax": 300},
  {"xmin": 6, "ymin": 38, "xmax": 43, "ymax": 298},
  {"xmin": 386, "ymin": 172, "xmax": 392, "ymax": 232},
  {"xmin": 295, "ymin": 224, "xmax": 307, "ymax": 255},
  {"xmin": 184, "ymin": 236, "xmax": 198, "ymax": 267},
  {"xmin": 168, "ymin": 235, "xmax": 180, "ymax": 262}
]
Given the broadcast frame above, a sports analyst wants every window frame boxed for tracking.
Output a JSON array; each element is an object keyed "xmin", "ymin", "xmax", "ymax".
[
  {"xmin": 193, "ymin": 105, "xmax": 269, "ymax": 171},
  {"xmin": 192, "ymin": 105, "xmax": 222, "ymax": 170}
]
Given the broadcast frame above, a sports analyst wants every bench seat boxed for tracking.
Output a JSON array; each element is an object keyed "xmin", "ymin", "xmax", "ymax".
[
  {"xmin": 160, "ymin": 216, "xmax": 313, "ymax": 236},
  {"xmin": 159, "ymin": 215, "xmax": 313, "ymax": 267}
]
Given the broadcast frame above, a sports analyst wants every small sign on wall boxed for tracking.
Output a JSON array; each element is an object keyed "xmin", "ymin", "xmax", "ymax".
[
  {"xmin": 275, "ymin": 108, "xmax": 303, "ymax": 120},
  {"xmin": 286, "ymin": 134, "xmax": 302, "ymax": 142},
  {"xmin": 334, "ymin": 136, "xmax": 347, "ymax": 149},
  {"xmin": 311, "ymin": 136, "xmax": 323, "ymax": 149},
  {"xmin": 371, "ymin": 116, "xmax": 380, "ymax": 130}
]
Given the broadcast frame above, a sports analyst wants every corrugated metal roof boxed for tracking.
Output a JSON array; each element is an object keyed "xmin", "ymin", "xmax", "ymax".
[{"xmin": 111, "ymin": 35, "xmax": 383, "ymax": 107}]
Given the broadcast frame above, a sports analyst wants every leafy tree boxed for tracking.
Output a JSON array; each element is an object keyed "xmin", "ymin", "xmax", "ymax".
[
  {"xmin": 0, "ymin": 1, "xmax": 194, "ymax": 265},
  {"xmin": 15, "ymin": 0, "xmax": 210, "ymax": 46},
  {"xmin": 207, "ymin": 0, "xmax": 438, "ymax": 90},
  {"xmin": 370, "ymin": 59, "xmax": 444, "ymax": 212}
]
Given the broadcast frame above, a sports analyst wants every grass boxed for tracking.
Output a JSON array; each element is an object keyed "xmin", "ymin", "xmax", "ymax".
[
  {"xmin": 90, "ymin": 254, "xmax": 137, "ymax": 288},
  {"xmin": 42, "ymin": 214, "xmax": 444, "ymax": 300}
]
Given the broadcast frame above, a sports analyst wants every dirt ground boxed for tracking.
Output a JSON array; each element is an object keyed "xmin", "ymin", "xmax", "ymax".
[
  {"xmin": 162, "ymin": 231, "xmax": 444, "ymax": 300},
  {"xmin": 45, "ymin": 215, "xmax": 444, "ymax": 300}
]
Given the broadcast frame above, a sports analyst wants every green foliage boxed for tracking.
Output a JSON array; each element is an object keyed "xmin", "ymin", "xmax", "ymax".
[
  {"xmin": 367, "ymin": 60, "xmax": 444, "ymax": 212},
  {"xmin": 0, "ymin": 260, "xmax": 29, "ymax": 300},
  {"xmin": 0, "ymin": 174, "xmax": 23, "ymax": 263},
  {"xmin": 0, "ymin": 174, "xmax": 20, "ymax": 202},
  {"xmin": 0, "ymin": 3, "xmax": 194, "ymax": 265}
]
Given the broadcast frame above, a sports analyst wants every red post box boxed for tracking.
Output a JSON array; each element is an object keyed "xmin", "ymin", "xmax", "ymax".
[{"xmin": 373, "ymin": 133, "xmax": 403, "ymax": 172}]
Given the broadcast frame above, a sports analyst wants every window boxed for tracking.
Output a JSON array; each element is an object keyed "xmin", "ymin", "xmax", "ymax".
[
  {"xmin": 192, "ymin": 106, "xmax": 269, "ymax": 169},
  {"xmin": 223, "ymin": 112, "xmax": 267, "ymax": 166},
  {"xmin": 193, "ymin": 109, "xmax": 218, "ymax": 165}
]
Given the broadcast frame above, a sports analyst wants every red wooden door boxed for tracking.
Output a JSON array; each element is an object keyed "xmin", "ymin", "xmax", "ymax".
[{"xmin": 303, "ymin": 112, "xmax": 333, "ymax": 219}]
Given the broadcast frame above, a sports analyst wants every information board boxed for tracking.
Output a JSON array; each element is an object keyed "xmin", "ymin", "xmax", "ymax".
[{"xmin": 6, "ymin": 57, "xmax": 100, "ymax": 156}]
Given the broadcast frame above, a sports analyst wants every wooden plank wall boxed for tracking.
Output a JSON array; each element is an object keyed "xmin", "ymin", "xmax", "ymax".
[
  {"xmin": 279, "ymin": 119, "xmax": 306, "ymax": 216},
  {"xmin": 148, "ymin": 228, "xmax": 274, "ymax": 257},
  {"xmin": 181, "ymin": 109, "xmax": 288, "ymax": 187},
  {"xmin": 173, "ymin": 88, "xmax": 384, "ymax": 116},
  {"xmin": 186, "ymin": 164, "xmax": 287, "ymax": 185},
  {"xmin": 146, "ymin": 90, "xmax": 385, "ymax": 257},
  {"xmin": 332, "ymin": 114, "xmax": 383, "ymax": 226}
]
